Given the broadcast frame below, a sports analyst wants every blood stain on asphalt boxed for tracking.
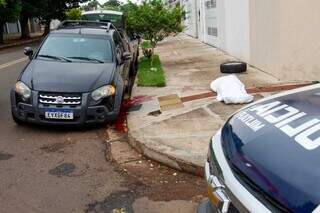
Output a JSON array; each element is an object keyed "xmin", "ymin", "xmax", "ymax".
[
  {"xmin": 0, "ymin": 151, "xmax": 14, "ymax": 161},
  {"xmin": 49, "ymin": 163, "xmax": 76, "ymax": 177},
  {"xmin": 113, "ymin": 96, "xmax": 153, "ymax": 133}
]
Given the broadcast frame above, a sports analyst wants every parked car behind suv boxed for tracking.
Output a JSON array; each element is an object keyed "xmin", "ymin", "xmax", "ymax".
[
  {"xmin": 82, "ymin": 10, "xmax": 140, "ymax": 75},
  {"xmin": 11, "ymin": 21, "xmax": 132, "ymax": 125}
]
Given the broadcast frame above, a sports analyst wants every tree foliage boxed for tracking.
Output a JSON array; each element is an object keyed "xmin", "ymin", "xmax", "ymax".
[
  {"xmin": 124, "ymin": 0, "xmax": 184, "ymax": 53},
  {"xmin": 0, "ymin": 0, "xmax": 5, "ymax": 7},
  {"xmin": 38, "ymin": 0, "xmax": 88, "ymax": 35},
  {"xmin": 103, "ymin": 0, "xmax": 121, "ymax": 10},
  {"xmin": 0, "ymin": 0, "xmax": 22, "ymax": 43},
  {"xmin": 0, "ymin": 0, "xmax": 88, "ymax": 43},
  {"xmin": 65, "ymin": 8, "xmax": 82, "ymax": 20},
  {"xmin": 81, "ymin": 0, "xmax": 99, "ymax": 11},
  {"xmin": 20, "ymin": 0, "xmax": 39, "ymax": 22},
  {"xmin": 0, "ymin": 0, "xmax": 21, "ymax": 23},
  {"xmin": 120, "ymin": 1, "xmax": 138, "ymax": 17},
  {"xmin": 20, "ymin": 0, "xmax": 40, "ymax": 39}
]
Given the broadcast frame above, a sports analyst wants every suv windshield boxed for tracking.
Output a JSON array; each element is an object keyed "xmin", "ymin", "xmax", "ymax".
[{"xmin": 37, "ymin": 35, "xmax": 113, "ymax": 63}]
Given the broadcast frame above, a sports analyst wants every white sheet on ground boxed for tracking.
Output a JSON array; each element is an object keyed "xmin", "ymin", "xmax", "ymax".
[{"xmin": 210, "ymin": 75, "xmax": 254, "ymax": 104}]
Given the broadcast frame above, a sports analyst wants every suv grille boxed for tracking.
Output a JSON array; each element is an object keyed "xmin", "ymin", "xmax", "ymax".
[{"xmin": 39, "ymin": 93, "xmax": 82, "ymax": 106}]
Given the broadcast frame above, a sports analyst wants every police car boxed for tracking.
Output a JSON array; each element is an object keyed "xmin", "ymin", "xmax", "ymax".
[{"xmin": 199, "ymin": 84, "xmax": 320, "ymax": 213}]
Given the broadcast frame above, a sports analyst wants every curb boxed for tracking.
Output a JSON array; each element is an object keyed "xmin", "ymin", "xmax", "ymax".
[
  {"xmin": 127, "ymin": 131, "xmax": 204, "ymax": 177},
  {"xmin": 0, "ymin": 37, "xmax": 42, "ymax": 50}
]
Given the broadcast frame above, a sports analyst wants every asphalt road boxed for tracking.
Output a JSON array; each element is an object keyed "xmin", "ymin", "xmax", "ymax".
[{"xmin": 0, "ymin": 44, "xmax": 204, "ymax": 213}]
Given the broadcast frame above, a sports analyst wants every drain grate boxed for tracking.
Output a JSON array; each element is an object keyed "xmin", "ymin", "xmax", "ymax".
[{"xmin": 158, "ymin": 94, "xmax": 184, "ymax": 111}]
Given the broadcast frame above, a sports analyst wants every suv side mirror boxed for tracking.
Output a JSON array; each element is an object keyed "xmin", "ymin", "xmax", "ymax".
[
  {"xmin": 123, "ymin": 52, "xmax": 132, "ymax": 61},
  {"xmin": 24, "ymin": 47, "xmax": 33, "ymax": 59}
]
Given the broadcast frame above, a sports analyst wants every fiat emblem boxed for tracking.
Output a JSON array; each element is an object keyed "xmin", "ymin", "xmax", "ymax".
[{"xmin": 56, "ymin": 96, "xmax": 64, "ymax": 104}]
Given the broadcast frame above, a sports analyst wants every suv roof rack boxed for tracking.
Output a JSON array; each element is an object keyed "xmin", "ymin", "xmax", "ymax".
[{"xmin": 57, "ymin": 20, "xmax": 116, "ymax": 32}]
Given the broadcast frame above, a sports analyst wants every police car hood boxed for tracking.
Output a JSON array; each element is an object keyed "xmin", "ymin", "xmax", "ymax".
[{"xmin": 222, "ymin": 86, "xmax": 320, "ymax": 212}]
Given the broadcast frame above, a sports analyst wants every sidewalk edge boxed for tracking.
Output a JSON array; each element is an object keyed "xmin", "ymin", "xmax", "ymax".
[{"xmin": 127, "ymin": 131, "xmax": 204, "ymax": 177}]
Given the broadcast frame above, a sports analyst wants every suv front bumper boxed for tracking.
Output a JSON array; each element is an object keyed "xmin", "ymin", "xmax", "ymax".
[{"xmin": 11, "ymin": 90, "xmax": 120, "ymax": 125}]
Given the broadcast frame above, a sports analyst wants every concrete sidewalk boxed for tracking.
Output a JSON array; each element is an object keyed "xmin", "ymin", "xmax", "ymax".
[
  {"xmin": 127, "ymin": 34, "xmax": 291, "ymax": 176},
  {"xmin": 0, "ymin": 33, "xmax": 43, "ymax": 50}
]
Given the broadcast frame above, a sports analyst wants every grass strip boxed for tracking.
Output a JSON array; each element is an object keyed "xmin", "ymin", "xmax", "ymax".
[{"xmin": 137, "ymin": 54, "xmax": 166, "ymax": 87}]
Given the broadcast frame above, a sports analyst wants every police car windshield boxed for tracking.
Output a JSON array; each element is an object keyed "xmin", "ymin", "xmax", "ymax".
[{"xmin": 38, "ymin": 35, "xmax": 113, "ymax": 63}]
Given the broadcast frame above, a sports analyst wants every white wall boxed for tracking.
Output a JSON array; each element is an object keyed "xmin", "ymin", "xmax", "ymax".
[
  {"xmin": 219, "ymin": 0, "xmax": 250, "ymax": 61},
  {"xmin": 197, "ymin": 0, "xmax": 205, "ymax": 42},
  {"xmin": 182, "ymin": 0, "xmax": 320, "ymax": 81},
  {"xmin": 250, "ymin": 0, "xmax": 320, "ymax": 81},
  {"xmin": 182, "ymin": 0, "xmax": 251, "ymax": 61},
  {"xmin": 202, "ymin": 0, "xmax": 219, "ymax": 46}
]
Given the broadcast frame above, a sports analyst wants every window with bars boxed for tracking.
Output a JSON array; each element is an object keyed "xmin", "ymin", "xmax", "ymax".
[
  {"xmin": 206, "ymin": 0, "xmax": 217, "ymax": 9},
  {"xmin": 208, "ymin": 27, "xmax": 218, "ymax": 36}
]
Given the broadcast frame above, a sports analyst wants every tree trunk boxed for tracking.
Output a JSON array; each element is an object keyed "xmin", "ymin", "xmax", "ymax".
[
  {"xmin": 0, "ymin": 22, "xmax": 4, "ymax": 44},
  {"xmin": 43, "ymin": 19, "xmax": 51, "ymax": 36},
  {"xmin": 20, "ymin": 16, "xmax": 30, "ymax": 39},
  {"xmin": 151, "ymin": 47, "xmax": 154, "ymax": 66}
]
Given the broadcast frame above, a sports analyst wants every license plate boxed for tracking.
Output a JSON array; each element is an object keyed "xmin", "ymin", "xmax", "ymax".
[{"xmin": 45, "ymin": 109, "xmax": 74, "ymax": 120}]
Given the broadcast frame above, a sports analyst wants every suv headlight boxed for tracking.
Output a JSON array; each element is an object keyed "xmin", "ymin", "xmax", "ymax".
[
  {"xmin": 15, "ymin": 81, "xmax": 31, "ymax": 99},
  {"xmin": 91, "ymin": 85, "xmax": 116, "ymax": 101}
]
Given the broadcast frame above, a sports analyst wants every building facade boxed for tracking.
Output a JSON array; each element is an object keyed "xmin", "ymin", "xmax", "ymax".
[{"xmin": 181, "ymin": 0, "xmax": 320, "ymax": 81}]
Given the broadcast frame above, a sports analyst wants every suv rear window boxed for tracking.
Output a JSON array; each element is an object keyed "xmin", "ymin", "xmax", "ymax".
[
  {"xmin": 82, "ymin": 14, "xmax": 123, "ymax": 29},
  {"xmin": 38, "ymin": 35, "xmax": 113, "ymax": 63}
]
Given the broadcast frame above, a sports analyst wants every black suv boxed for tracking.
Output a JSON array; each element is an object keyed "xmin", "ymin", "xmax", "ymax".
[{"xmin": 11, "ymin": 21, "xmax": 133, "ymax": 125}]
